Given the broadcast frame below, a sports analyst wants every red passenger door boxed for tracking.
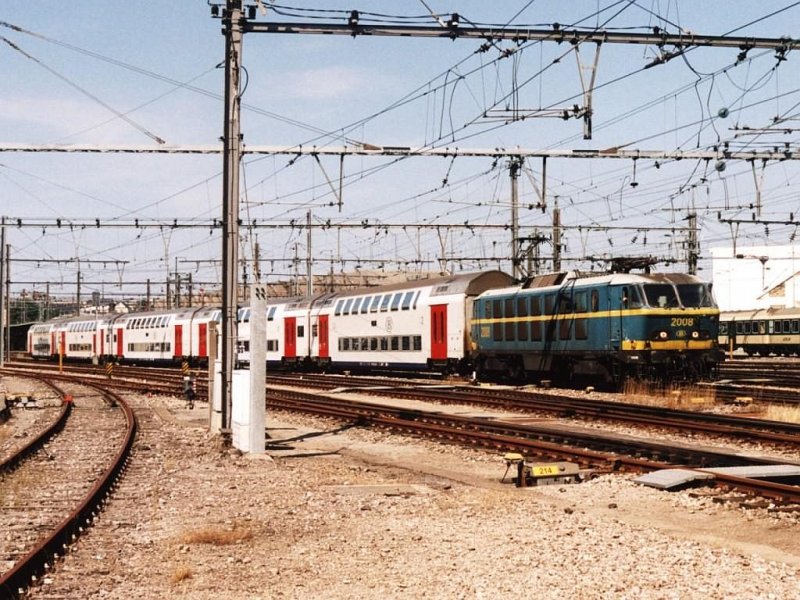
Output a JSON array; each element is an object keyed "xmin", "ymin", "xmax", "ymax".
[
  {"xmin": 174, "ymin": 324, "xmax": 183, "ymax": 358},
  {"xmin": 198, "ymin": 323, "xmax": 208, "ymax": 357},
  {"xmin": 115, "ymin": 328, "xmax": 124, "ymax": 358},
  {"xmin": 284, "ymin": 317, "xmax": 297, "ymax": 358},
  {"xmin": 430, "ymin": 304, "xmax": 447, "ymax": 360},
  {"xmin": 318, "ymin": 315, "xmax": 329, "ymax": 359},
  {"xmin": 60, "ymin": 332, "xmax": 66, "ymax": 357}
]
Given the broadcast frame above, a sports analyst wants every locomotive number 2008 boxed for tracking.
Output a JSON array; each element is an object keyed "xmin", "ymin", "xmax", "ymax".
[{"xmin": 670, "ymin": 317, "xmax": 695, "ymax": 327}]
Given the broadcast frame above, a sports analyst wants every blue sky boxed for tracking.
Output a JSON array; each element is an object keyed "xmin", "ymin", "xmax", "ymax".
[{"xmin": 2, "ymin": 1, "xmax": 799, "ymax": 301}]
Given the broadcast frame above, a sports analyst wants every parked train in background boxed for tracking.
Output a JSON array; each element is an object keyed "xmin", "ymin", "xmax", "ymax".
[
  {"xmin": 27, "ymin": 268, "xmax": 722, "ymax": 386},
  {"xmin": 718, "ymin": 307, "xmax": 800, "ymax": 356}
]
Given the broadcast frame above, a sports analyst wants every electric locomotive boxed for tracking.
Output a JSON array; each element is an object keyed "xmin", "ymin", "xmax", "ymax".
[{"xmin": 470, "ymin": 270, "xmax": 721, "ymax": 386}]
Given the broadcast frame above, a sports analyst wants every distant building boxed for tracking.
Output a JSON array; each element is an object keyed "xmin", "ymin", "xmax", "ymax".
[{"xmin": 711, "ymin": 245, "xmax": 800, "ymax": 311}]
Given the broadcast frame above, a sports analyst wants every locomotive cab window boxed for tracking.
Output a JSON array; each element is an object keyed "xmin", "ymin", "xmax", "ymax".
[
  {"xmin": 676, "ymin": 284, "xmax": 716, "ymax": 308},
  {"xmin": 591, "ymin": 290, "xmax": 599, "ymax": 312},
  {"xmin": 642, "ymin": 284, "xmax": 677, "ymax": 308}
]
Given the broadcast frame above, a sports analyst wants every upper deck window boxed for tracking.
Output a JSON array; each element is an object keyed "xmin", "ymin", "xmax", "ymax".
[{"xmin": 401, "ymin": 291, "xmax": 414, "ymax": 310}]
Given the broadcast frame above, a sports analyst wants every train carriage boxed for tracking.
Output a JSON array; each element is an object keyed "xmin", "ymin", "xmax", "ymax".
[
  {"xmin": 174, "ymin": 307, "xmax": 220, "ymax": 364},
  {"xmin": 27, "ymin": 321, "xmax": 57, "ymax": 359},
  {"xmin": 325, "ymin": 271, "xmax": 512, "ymax": 373},
  {"xmin": 117, "ymin": 310, "xmax": 175, "ymax": 363},
  {"xmin": 719, "ymin": 307, "xmax": 800, "ymax": 356},
  {"xmin": 472, "ymin": 271, "xmax": 721, "ymax": 385},
  {"xmin": 281, "ymin": 296, "xmax": 318, "ymax": 368},
  {"xmin": 308, "ymin": 293, "xmax": 337, "ymax": 368}
]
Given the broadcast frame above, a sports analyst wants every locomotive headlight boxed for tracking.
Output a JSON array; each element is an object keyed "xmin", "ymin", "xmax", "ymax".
[
  {"xmin": 658, "ymin": 331, "xmax": 668, "ymax": 339},
  {"xmin": 691, "ymin": 331, "xmax": 700, "ymax": 339}
]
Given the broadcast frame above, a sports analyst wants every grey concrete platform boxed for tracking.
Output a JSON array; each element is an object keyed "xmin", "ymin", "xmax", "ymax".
[{"xmin": 635, "ymin": 464, "xmax": 800, "ymax": 490}]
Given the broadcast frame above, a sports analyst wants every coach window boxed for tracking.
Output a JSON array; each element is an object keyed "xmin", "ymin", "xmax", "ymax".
[
  {"xmin": 349, "ymin": 297, "xmax": 361, "ymax": 315},
  {"xmin": 504, "ymin": 298, "xmax": 516, "ymax": 341},
  {"xmin": 759, "ymin": 321, "xmax": 767, "ymax": 335},
  {"xmin": 517, "ymin": 297, "xmax": 529, "ymax": 341},
  {"xmin": 297, "ymin": 325, "xmax": 305, "ymax": 338},
  {"xmin": 530, "ymin": 297, "xmax": 542, "ymax": 341},
  {"xmin": 361, "ymin": 337, "xmax": 369, "ymax": 351},
  {"xmin": 412, "ymin": 290, "xmax": 421, "ymax": 310},
  {"xmin": 401, "ymin": 291, "xmax": 414, "ymax": 310},
  {"xmin": 390, "ymin": 336, "xmax": 399, "ymax": 351},
  {"xmin": 743, "ymin": 322, "xmax": 752, "ymax": 334},
  {"xmin": 575, "ymin": 316, "xmax": 588, "ymax": 340},
  {"xmin": 575, "ymin": 292, "xmax": 588, "ymax": 313},
  {"xmin": 370, "ymin": 338, "xmax": 378, "ymax": 351},
  {"xmin": 380, "ymin": 295, "xmax": 391, "ymax": 312},
  {"xmin": 559, "ymin": 318, "xmax": 571, "ymax": 340},
  {"xmin": 380, "ymin": 337, "xmax": 388, "ymax": 351},
  {"xmin": 390, "ymin": 293, "xmax": 402, "ymax": 311},
  {"xmin": 343, "ymin": 298, "xmax": 353, "ymax": 315},
  {"xmin": 771, "ymin": 321, "xmax": 780, "ymax": 334},
  {"xmin": 793, "ymin": 320, "xmax": 800, "ymax": 334},
  {"xmin": 401, "ymin": 336, "xmax": 411, "ymax": 351},
  {"xmin": 370, "ymin": 296, "xmax": 381, "ymax": 312},
  {"xmin": 544, "ymin": 295, "xmax": 555, "ymax": 315},
  {"xmin": 784, "ymin": 320, "xmax": 792, "ymax": 333},
  {"xmin": 335, "ymin": 300, "xmax": 344, "ymax": 316},
  {"xmin": 267, "ymin": 307, "xmax": 276, "ymax": 321},
  {"xmin": 413, "ymin": 336, "xmax": 422, "ymax": 351},
  {"xmin": 493, "ymin": 299, "xmax": 503, "ymax": 341}
]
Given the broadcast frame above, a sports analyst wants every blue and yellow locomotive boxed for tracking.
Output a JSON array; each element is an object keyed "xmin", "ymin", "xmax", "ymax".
[{"xmin": 470, "ymin": 270, "xmax": 721, "ymax": 386}]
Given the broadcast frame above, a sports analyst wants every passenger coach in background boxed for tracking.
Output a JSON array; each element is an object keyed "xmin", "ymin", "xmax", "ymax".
[
  {"xmin": 719, "ymin": 307, "xmax": 800, "ymax": 356},
  {"xmin": 471, "ymin": 270, "xmax": 721, "ymax": 387},
  {"xmin": 27, "ymin": 306, "xmax": 221, "ymax": 366}
]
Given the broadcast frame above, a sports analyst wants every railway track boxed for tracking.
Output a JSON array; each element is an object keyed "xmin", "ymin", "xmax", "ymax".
[
  {"xmin": 266, "ymin": 386, "xmax": 800, "ymax": 503},
  {"xmin": 268, "ymin": 373, "xmax": 800, "ymax": 446},
  {"xmin": 4, "ymin": 364, "xmax": 800, "ymax": 509},
  {"xmin": 0, "ymin": 376, "xmax": 136, "ymax": 598}
]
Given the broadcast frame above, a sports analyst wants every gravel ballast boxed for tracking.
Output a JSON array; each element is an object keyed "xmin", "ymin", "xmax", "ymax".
[{"xmin": 22, "ymin": 394, "xmax": 800, "ymax": 600}]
